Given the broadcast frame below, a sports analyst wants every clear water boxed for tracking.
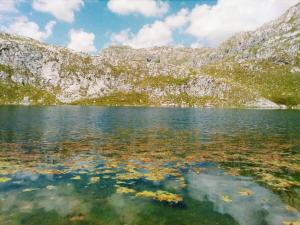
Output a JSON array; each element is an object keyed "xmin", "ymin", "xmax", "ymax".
[{"xmin": 0, "ymin": 106, "xmax": 299, "ymax": 225}]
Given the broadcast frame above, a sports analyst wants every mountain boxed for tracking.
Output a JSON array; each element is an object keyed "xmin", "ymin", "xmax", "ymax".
[{"xmin": 0, "ymin": 3, "xmax": 299, "ymax": 108}]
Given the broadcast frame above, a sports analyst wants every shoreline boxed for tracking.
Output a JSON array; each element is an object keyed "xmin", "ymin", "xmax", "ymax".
[{"xmin": 0, "ymin": 104, "xmax": 299, "ymax": 110}]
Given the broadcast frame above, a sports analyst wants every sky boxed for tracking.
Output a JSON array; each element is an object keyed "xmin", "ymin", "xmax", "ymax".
[{"xmin": 0, "ymin": 0, "xmax": 299, "ymax": 54}]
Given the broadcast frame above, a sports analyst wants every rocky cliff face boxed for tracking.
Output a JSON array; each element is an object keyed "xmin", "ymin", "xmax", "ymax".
[{"xmin": 0, "ymin": 3, "xmax": 299, "ymax": 108}]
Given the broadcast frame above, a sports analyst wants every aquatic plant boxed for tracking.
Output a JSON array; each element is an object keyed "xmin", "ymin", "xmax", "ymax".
[
  {"xmin": 136, "ymin": 190, "xmax": 183, "ymax": 203},
  {"xmin": 0, "ymin": 177, "xmax": 11, "ymax": 183}
]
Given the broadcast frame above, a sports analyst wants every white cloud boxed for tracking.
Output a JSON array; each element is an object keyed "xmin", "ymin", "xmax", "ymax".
[
  {"xmin": 32, "ymin": 0, "xmax": 84, "ymax": 23},
  {"xmin": 107, "ymin": 0, "xmax": 169, "ymax": 17},
  {"xmin": 110, "ymin": 28, "xmax": 131, "ymax": 44},
  {"xmin": 111, "ymin": 8, "xmax": 189, "ymax": 48},
  {"xmin": 165, "ymin": 8, "xmax": 189, "ymax": 29},
  {"xmin": 4, "ymin": 16, "xmax": 56, "ymax": 41},
  {"xmin": 67, "ymin": 29, "xmax": 97, "ymax": 53},
  {"xmin": 186, "ymin": 0, "xmax": 300, "ymax": 47},
  {"xmin": 0, "ymin": 0, "xmax": 18, "ymax": 23},
  {"xmin": 112, "ymin": 21, "xmax": 172, "ymax": 48},
  {"xmin": 111, "ymin": 0, "xmax": 299, "ymax": 49},
  {"xmin": 187, "ymin": 172, "xmax": 300, "ymax": 225},
  {"xmin": 0, "ymin": 0, "xmax": 18, "ymax": 12},
  {"xmin": 190, "ymin": 42, "xmax": 204, "ymax": 49}
]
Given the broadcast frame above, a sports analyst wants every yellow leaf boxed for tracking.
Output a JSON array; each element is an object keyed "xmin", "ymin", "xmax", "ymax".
[
  {"xmin": 78, "ymin": 171, "xmax": 88, "ymax": 174},
  {"xmin": 238, "ymin": 188, "xmax": 252, "ymax": 196},
  {"xmin": 136, "ymin": 190, "xmax": 183, "ymax": 203},
  {"xmin": 116, "ymin": 186, "xmax": 136, "ymax": 194},
  {"xmin": 101, "ymin": 169, "xmax": 114, "ymax": 174},
  {"xmin": 221, "ymin": 195, "xmax": 232, "ymax": 202},
  {"xmin": 70, "ymin": 215, "xmax": 85, "ymax": 221},
  {"xmin": 144, "ymin": 172, "xmax": 165, "ymax": 182},
  {"xmin": 89, "ymin": 177, "xmax": 100, "ymax": 184},
  {"xmin": 282, "ymin": 220, "xmax": 300, "ymax": 225},
  {"xmin": 154, "ymin": 191, "xmax": 183, "ymax": 203},
  {"xmin": 71, "ymin": 175, "xmax": 81, "ymax": 180},
  {"xmin": 0, "ymin": 177, "xmax": 11, "ymax": 183},
  {"xmin": 136, "ymin": 190, "xmax": 157, "ymax": 198}
]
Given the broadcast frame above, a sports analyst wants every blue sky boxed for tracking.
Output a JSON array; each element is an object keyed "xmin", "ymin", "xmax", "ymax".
[
  {"xmin": 0, "ymin": 0, "xmax": 298, "ymax": 53},
  {"xmin": 44, "ymin": 0, "xmax": 216, "ymax": 49}
]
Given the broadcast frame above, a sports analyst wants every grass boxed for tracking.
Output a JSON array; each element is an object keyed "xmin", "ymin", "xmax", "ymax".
[
  {"xmin": 0, "ymin": 64, "xmax": 14, "ymax": 77},
  {"xmin": 111, "ymin": 65, "xmax": 129, "ymax": 75},
  {"xmin": 110, "ymin": 65, "xmax": 148, "ymax": 78},
  {"xmin": 72, "ymin": 92, "xmax": 150, "ymax": 106},
  {"xmin": 162, "ymin": 93, "xmax": 218, "ymax": 107},
  {"xmin": 0, "ymin": 82, "xmax": 59, "ymax": 105},
  {"xmin": 1, "ymin": 55, "xmax": 299, "ymax": 107},
  {"xmin": 59, "ymin": 53, "xmax": 103, "ymax": 76},
  {"xmin": 0, "ymin": 63, "xmax": 59, "ymax": 105},
  {"xmin": 201, "ymin": 59, "xmax": 300, "ymax": 106},
  {"xmin": 137, "ymin": 75, "xmax": 190, "ymax": 89}
]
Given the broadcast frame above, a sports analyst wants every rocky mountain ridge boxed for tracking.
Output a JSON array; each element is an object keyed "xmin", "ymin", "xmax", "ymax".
[{"xmin": 0, "ymin": 3, "xmax": 299, "ymax": 108}]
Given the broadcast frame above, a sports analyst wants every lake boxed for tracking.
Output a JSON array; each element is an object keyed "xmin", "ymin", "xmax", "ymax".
[{"xmin": 0, "ymin": 106, "xmax": 299, "ymax": 225}]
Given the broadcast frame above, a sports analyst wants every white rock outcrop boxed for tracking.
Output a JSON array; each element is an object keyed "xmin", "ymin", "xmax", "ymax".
[{"xmin": 0, "ymin": 3, "xmax": 299, "ymax": 107}]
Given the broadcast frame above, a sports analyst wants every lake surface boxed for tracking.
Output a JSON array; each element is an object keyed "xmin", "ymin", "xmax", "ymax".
[{"xmin": 0, "ymin": 106, "xmax": 299, "ymax": 225}]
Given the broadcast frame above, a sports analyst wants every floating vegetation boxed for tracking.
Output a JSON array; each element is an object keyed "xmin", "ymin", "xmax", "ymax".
[
  {"xmin": 238, "ymin": 188, "xmax": 252, "ymax": 196},
  {"xmin": 0, "ymin": 112, "xmax": 299, "ymax": 224},
  {"xmin": 144, "ymin": 171, "xmax": 165, "ymax": 182},
  {"xmin": 136, "ymin": 190, "xmax": 157, "ymax": 199},
  {"xmin": 221, "ymin": 195, "xmax": 233, "ymax": 203},
  {"xmin": 0, "ymin": 130, "xmax": 299, "ymax": 203},
  {"xmin": 70, "ymin": 215, "xmax": 85, "ymax": 221},
  {"xmin": 258, "ymin": 173, "xmax": 300, "ymax": 190},
  {"xmin": 282, "ymin": 220, "xmax": 300, "ymax": 225},
  {"xmin": 136, "ymin": 190, "xmax": 183, "ymax": 203},
  {"xmin": 116, "ymin": 172, "xmax": 143, "ymax": 181},
  {"xmin": 154, "ymin": 191, "xmax": 183, "ymax": 203},
  {"xmin": 0, "ymin": 177, "xmax": 11, "ymax": 183},
  {"xmin": 71, "ymin": 175, "xmax": 81, "ymax": 180},
  {"xmin": 78, "ymin": 170, "xmax": 89, "ymax": 174},
  {"xmin": 116, "ymin": 186, "xmax": 136, "ymax": 194},
  {"xmin": 101, "ymin": 169, "xmax": 115, "ymax": 174},
  {"xmin": 89, "ymin": 176, "xmax": 100, "ymax": 184},
  {"xmin": 105, "ymin": 161, "xmax": 119, "ymax": 169}
]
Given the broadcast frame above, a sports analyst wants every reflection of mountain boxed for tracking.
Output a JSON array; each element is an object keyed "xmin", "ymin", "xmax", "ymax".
[
  {"xmin": 1, "ymin": 3, "xmax": 300, "ymax": 108},
  {"xmin": 187, "ymin": 172, "xmax": 300, "ymax": 225},
  {"xmin": 2, "ymin": 107, "xmax": 299, "ymax": 144}
]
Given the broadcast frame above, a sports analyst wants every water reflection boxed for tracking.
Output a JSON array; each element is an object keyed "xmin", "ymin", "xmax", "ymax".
[
  {"xmin": 0, "ymin": 184, "xmax": 90, "ymax": 215},
  {"xmin": 0, "ymin": 106, "xmax": 299, "ymax": 224},
  {"xmin": 188, "ymin": 172, "xmax": 300, "ymax": 225}
]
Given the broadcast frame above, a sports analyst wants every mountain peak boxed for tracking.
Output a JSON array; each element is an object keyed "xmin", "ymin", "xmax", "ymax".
[{"xmin": 0, "ymin": 3, "xmax": 299, "ymax": 108}]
